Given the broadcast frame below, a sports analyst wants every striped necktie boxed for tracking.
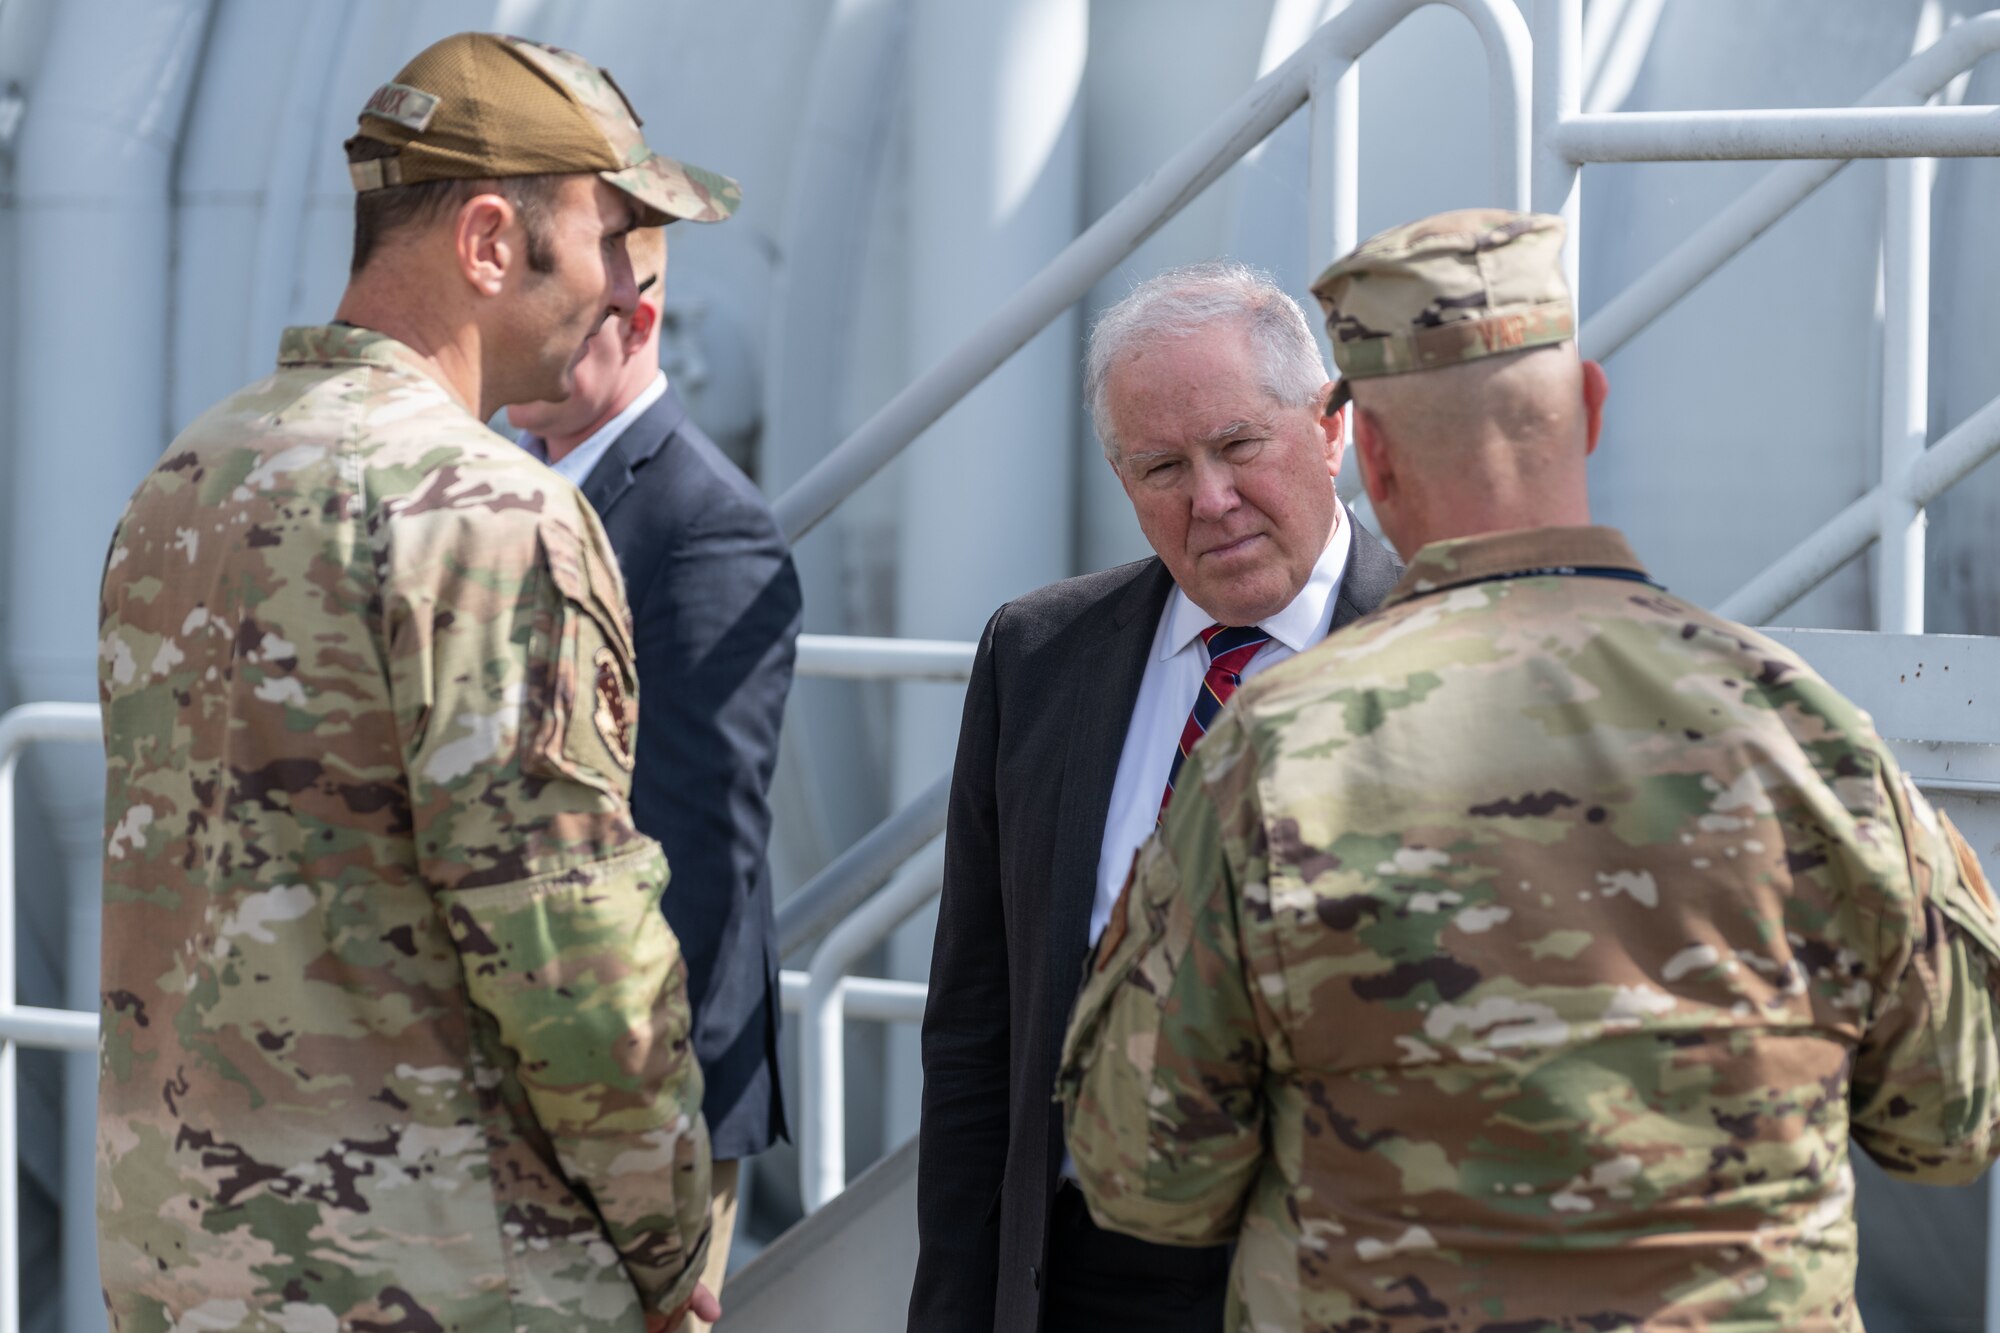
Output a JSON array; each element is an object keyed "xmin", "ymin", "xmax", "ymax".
[{"xmin": 1159, "ymin": 623, "xmax": 1271, "ymax": 819}]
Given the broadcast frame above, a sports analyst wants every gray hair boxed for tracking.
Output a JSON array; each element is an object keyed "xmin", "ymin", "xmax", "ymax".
[{"xmin": 1085, "ymin": 260, "xmax": 1327, "ymax": 462}]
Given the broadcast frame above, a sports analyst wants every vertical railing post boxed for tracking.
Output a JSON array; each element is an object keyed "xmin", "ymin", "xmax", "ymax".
[
  {"xmin": 1307, "ymin": 52, "xmax": 1361, "ymax": 291},
  {"xmin": 1877, "ymin": 151, "xmax": 1931, "ymax": 635},
  {"xmin": 1877, "ymin": 5, "xmax": 1943, "ymax": 636},
  {"xmin": 0, "ymin": 747, "xmax": 19, "ymax": 1333},
  {"xmin": 802, "ymin": 976, "xmax": 849, "ymax": 1212},
  {"xmin": 1308, "ymin": 48, "xmax": 1361, "ymax": 493},
  {"xmin": 0, "ymin": 712, "xmax": 104, "ymax": 1333},
  {"xmin": 1533, "ymin": 0, "xmax": 1585, "ymax": 300}
]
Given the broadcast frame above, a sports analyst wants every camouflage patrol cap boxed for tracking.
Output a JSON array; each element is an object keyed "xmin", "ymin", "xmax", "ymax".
[
  {"xmin": 346, "ymin": 32, "xmax": 740, "ymax": 226},
  {"xmin": 1311, "ymin": 209, "xmax": 1571, "ymax": 412}
]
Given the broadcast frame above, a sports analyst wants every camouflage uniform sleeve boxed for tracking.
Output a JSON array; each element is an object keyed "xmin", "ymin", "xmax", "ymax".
[
  {"xmin": 383, "ymin": 497, "xmax": 711, "ymax": 1318},
  {"xmin": 1850, "ymin": 768, "xmax": 2000, "ymax": 1185},
  {"xmin": 1057, "ymin": 710, "xmax": 1273, "ymax": 1246}
]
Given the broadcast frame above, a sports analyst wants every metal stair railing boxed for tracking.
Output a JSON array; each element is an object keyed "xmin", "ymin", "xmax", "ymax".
[
  {"xmin": 1533, "ymin": 2, "xmax": 2000, "ymax": 631},
  {"xmin": 0, "ymin": 703, "xmax": 103, "ymax": 1333},
  {"xmin": 771, "ymin": 0, "xmax": 1535, "ymax": 544}
]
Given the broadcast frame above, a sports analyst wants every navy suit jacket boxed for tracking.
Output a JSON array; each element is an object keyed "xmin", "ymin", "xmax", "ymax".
[
  {"xmin": 577, "ymin": 384, "xmax": 802, "ymax": 1159},
  {"xmin": 910, "ymin": 515, "xmax": 1403, "ymax": 1332}
]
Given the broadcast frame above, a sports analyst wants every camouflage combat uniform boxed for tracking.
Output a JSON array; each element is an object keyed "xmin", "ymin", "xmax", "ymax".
[
  {"xmin": 1058, "ymin": 524, "xmax": 2000, "ymax": 1331},
  {"xmin": 96, "ymin": 324, "xmax": 710, "ymax": 1332}
]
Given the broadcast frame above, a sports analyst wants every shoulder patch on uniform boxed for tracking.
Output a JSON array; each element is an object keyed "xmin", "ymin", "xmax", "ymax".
[
  {"xmin": 592, "ymin": 645, "xmax": 636, "ymax": 773},
  {"xmin": 362, "ymin": 82, "xmax": 440, "ymax": 133}
]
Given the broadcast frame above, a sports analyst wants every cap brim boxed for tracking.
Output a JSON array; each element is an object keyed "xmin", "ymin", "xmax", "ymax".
[
  {"xmin": 603, "ymin": 153, "xmax": 741, "ymax": 225},
  {"xmin": 1325, "ymin": 379, "xmax": 1352, "ymax": 415}
]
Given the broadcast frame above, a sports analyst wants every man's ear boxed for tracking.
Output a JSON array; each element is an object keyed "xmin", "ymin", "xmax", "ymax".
[
  {"xmin": 625, "ymin": 298, "xmax": 658, "ymax": 355},
  {"xmin": 1352, "ymin": 403, "xmax": 1394, "ymax": 510},
  {"xmin": 1317, "ymin": 385, "xmax": 1347, "ymax": 480},
  {"xmin": 1581, "ymin": 359, "xmax": 1609, "ymax": 457},
  {"xmin": 455, "ymin": 192, "xmax": 515, "ymax": 297}
]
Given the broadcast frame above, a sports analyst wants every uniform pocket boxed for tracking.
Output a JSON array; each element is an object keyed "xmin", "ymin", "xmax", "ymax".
[{"xmin": 526, "ymin": 524, "xmax": 641, "ymax": 797}]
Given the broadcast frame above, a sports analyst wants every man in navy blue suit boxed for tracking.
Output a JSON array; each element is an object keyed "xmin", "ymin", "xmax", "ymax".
[{"xmin": 510, "ymin": 225, "xmax": 801, "ymax": 1330}]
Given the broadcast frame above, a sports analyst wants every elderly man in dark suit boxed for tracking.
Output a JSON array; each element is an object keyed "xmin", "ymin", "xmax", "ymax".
[
  {"xmin": 911, "ymin": 262, "xmax": 1402, "ymax": 1333},
  {"xmin": 509, "ymin": 225, "xmax": 800, "ymax": 1332}
]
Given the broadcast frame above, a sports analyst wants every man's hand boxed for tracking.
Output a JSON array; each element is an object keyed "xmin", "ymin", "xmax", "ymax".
[{"xmin": 647, "ymin": 1282, "xmax": 722, "ymax": 1332}]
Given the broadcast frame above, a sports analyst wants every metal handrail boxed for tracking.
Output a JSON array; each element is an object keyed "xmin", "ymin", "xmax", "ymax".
[
  {"xmin": 776, "ymin": 773, "xmax": 951, "ymax": 959},
  {"xmin": 1576, "ymin": 13, "xmax": 2000, "ymax": 362},
  {"xmin": 771, "ymin": 0, "xmax": 1535, "ymax": 543},
  {"xmin": 798, "ymin": 838, "xmax": 946, "ymax": 1212},
  {"xmin": 1717, "ymin": 386, "xmax": 2000, "ymax": 625},
  {"xmin": 795, "ymin": 634, "xmax": 975, "ymax": 682},
  {"xmin": 1552, "ymin": 104, "xmax": 2000, "ymax": 161},
  {"xmin": 0, "ymin": 702, "xmax": 102, "ymax": 1333},
  {"xmin": 1542, "ymin": 10, "xmax": 2000, "ymax": 630}
]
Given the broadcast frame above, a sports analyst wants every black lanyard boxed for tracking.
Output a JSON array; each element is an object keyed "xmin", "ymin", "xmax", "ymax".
[{"xmin": 1420, "ymin": 564, "xmax": 1666, "ymax": 597}]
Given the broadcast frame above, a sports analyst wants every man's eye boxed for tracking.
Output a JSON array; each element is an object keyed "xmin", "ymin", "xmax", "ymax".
[
  {"xmin": 1225, "ymin": 438, "xmax": 1265, "ymax": 460},
  {"xmin": 1145, "ymin": 460, "xmax": 1181, "ymax": 481}
]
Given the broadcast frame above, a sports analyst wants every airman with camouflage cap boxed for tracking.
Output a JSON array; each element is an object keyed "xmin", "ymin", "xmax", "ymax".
[
  {"xmin": 345, "ymin": 31, "xmax": 740, "ymax": 226},
  {"xmin": 97, "ymin": 31, "xmax": 731, "ymax": 1333},
  {"xmin": 1060, "ymin": 208, "xmax": 2000, "ymax": 1330}
]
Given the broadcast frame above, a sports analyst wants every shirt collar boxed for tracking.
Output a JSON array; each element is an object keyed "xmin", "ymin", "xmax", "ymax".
[
  {"xmin": 518, "ymin": 371, "xmax": 669, "ymax": 482},
  {"xmin": 278, "ymin": 322, "xmax": 460, "ymax": 399},
  {"xmin": 1159, "ymin": 506, "xmax": 1353, "ymax": 660},
  {"xmin": 1383, "ymin": 525, "xmax": 1648, "ymax": 609}
]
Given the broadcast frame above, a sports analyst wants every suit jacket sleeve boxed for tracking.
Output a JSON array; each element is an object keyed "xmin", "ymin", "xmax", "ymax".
[
  {"xmin": 910, "ymin": 603, "xmax": 1012, "ymax": 1330},
  {"xmin": 628, "ymin": 479, "xmax": 801, "ymax": 1073}
]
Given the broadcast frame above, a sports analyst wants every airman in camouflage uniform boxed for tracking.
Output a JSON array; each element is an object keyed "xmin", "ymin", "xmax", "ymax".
[
  {"xmin": 1058, "ymin": 209, "xmax": 2000, "ymax": 1331},
  {"xmin": 96, "ymin": 33, "xmax": 740, "ymax": 1333}
]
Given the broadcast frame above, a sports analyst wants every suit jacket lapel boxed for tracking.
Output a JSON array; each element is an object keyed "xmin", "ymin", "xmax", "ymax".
[
  {"xmin": 579, "ymin": 383, "xmax": 688, "ymax": 519},
  {"xmin": 1333, "ymin": 508, "xmax": 1404, "ymax": 629},
  {"xmin": 1045, "ymin": 559, "xmax": 1175, "ymax": 984}
]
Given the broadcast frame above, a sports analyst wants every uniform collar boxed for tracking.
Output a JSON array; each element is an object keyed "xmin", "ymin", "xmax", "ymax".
[
  {"xmin": 1160, "ymin": 507, "xmax": 1353, "ymax": 658},
  {"xmin": 277, "ymin": 324, "xmax": 469, "ymax": 413},
  {"xmin": 1383, "ymin": 525, "xmax": 1648, "ymax": 609}
]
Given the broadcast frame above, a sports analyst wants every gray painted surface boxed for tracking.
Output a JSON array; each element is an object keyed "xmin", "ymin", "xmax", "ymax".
[{"xmin": 723, "ymin": 1137, "xmax": 919, "ymax": 1332}]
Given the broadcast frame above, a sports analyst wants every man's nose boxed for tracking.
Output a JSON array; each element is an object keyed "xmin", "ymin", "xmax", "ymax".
[
  {"xmin": 606, "ymin": 250, "xmax": 639, "ymax": 316},
  {"xmin": 1189, "ymin": 461, "xmax": 1239, "ymax": 520}
]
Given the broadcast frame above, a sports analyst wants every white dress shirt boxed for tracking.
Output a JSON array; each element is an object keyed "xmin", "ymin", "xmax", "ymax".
[
  {"xmin": 1087, "ymin": 511, "xmax": 1354, "ymax": 945},
  {"xmin": 517, "ymin": 371, "xmax": 669, "ymax": 486}
]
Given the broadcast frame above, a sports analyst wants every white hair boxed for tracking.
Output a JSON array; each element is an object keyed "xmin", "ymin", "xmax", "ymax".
[{"xmin": 1085, "ymin": 260, "xmax": 1327, "ymax": 462}]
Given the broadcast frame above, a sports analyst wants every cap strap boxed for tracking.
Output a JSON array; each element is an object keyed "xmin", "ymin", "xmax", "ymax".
[
  {"xmin": 348, "ymin": 157, "xmax": 406, "ymax": 192},
  {"xmin": 1404, "ymin": 301, "xmax": 1573, "ymax": 368}
]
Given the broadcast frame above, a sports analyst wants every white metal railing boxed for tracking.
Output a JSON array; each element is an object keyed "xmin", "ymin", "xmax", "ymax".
[
  {"xmin": 794, "ymin": 839, "xmax": 944, "ymax": 1212},
  {"xmin": 0, "ymin": 703, "xmax": 102, "ymax": 1333},
  {"xmin": 770, "ymin": 0, "xmax": 1535, "ymax": 543},
  {"xmin": 1550, "ymin": 105, "xmax": 2000, "ymax": 161},
  {"xmin": 795, "ymin": 634, "xmax": 974, "ymax": 682},
  {"xmin": 1540, "ymin": 4, "xmax": 2000, "ymax": 631}
]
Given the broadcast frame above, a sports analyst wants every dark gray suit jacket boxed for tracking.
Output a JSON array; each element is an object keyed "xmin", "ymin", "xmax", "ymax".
[
  {"xmin": 578, "ymin": 385, "xmax": 802, "ymax": 1160},
  {"xmin": 910, "ymin": 516, "xmax": 1403, "ymax": 1332}
]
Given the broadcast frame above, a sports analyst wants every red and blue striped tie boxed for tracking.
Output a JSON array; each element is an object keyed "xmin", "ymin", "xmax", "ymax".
[{"xmin": 1159, "ymin": 623, "xmax": 1270, "ymax": 819}]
